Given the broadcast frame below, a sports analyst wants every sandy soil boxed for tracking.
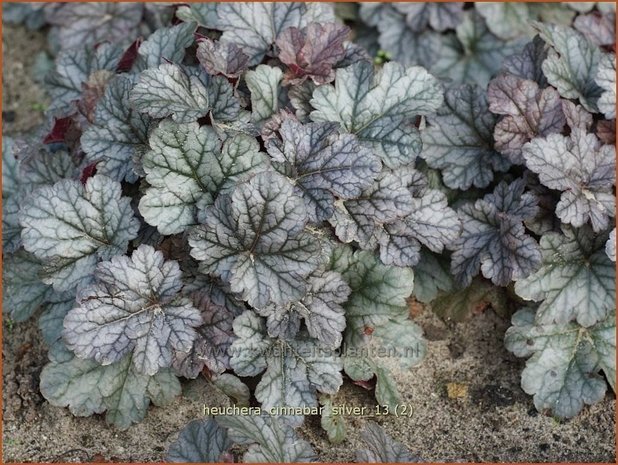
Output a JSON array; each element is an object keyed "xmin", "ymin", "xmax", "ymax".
[{"xmin": 2, "ymin": 22, "xmax": 615, "ymax": 464}]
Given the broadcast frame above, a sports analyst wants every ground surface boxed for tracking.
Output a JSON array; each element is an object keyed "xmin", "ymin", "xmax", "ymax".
[{"xmin": 2, "ymin": 23, "xmax": 616, "ymax": 463}]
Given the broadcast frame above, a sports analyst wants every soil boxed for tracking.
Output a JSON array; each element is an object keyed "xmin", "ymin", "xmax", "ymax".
[{"xmin": 2, "ymin": 22, "xmax": 616, "ymax": 464}]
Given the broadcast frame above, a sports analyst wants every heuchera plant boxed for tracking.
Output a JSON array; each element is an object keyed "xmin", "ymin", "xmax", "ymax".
[{"xmin": 3, "ymin": 2, "xmax": 616, "ymax": 462}]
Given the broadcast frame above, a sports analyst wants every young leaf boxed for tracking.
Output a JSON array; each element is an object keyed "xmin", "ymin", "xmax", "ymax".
[
  {"xmin": 431, "ymin": 12, "xmax": 522, "ymax": 87},
  {"xmin": 46, "ymin": 43, "xmax": 124, "ymax": 114},
  {"xmin": 320, "ymin": 395, "xmax": 346, "ymax": 444},
  {"xmin": 229, "ymin": 311, "xmax": 343, "ymax": 421},
  {"xmin": 63, "ymin": 245, "xmax": 202, "ymax": 376},
  {"xmin": 189, "ymin": 171, "xmax": 322, "ymax": 308},
  {"xmin": 514, "ymin": 226, "xmax": 615, "ymax": 328},
  {"xmin": 216, "ymin": 414, "xmax": 317, "ymax": 462},
  {"xmin": 255, "ymin": 270, "xmax": 350, "ymax": 348},
  {"xmin": 19, "ymin": 175, "xmax": 140, "ymax": 292},
  {"xmin": 536, "ymin": 23, "xmax": 603, "ymax": 112},
  {"xmin": 139, "ymin": 120, "xmax": 266, "ymax": 234},
  {"xmin": 522, "ymin": 130, "xmax": 615, "ymax": 232},
  {"xmin": 245, "ymin": 65, "xmax": 284, "ymax": 124},
  {"xmin": 40, "ymin": 351, "xmax": 180, "ymax": 430},
  {"xmin": 488, "ymin": 74, "xmax": 566, "ymax": 164},
  {"xmin": 596, "ymin": 53, "xmax": 616, "ymax": 120},
  {"xmin": 266, "ymin": 117, "xmax": 381, "ymax": 222},
  {"xmin": 357, "ymin": 422, "xmax": 422, "ymax": 463},
  {"xmin": 81, "ymin": 74, "xmax": 152, "ymax": 182},
  {"xmin": 167, "ymin": 418, "xmax": 232, "ymax": 463},
  {"xmin": 505, "ymin": 308, "xmax": 615, "ymax": 418},
  {"xmin": 130, "ymin": 64, "xmax": 209, "ymax": 123},
  {"xmin": 276, "ymin": 22, "xmax": 350, "ymax": 84},
  {"xmin": 176, "ymin": 3, "xmax": 219, "ymax": 28},
  {"xmin": 215, "ymin": 3, "xmax": 316, "ymax": 66},
  {"xmin": 196, "ymin": 38, "xmax": 249, "ymax": 79},
  {"xmin": 450, "ymin": 179, "xmax": 541, "ymax": 287},
  {"xmin": 421, "ymin": 84, "xmax": 509, "ymax": 189},
  {"xmin": 311, "ymin": 60, "xmax": 443, "ymax": 168},
  {"xmin": 133, "ymin": 22, "xmax": 197, "ymax": 71}
]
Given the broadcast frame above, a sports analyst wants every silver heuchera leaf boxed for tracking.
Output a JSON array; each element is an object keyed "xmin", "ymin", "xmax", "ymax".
[
  {"xmin": 505, "ymin": 308, "xmax": 615, "ymax": 418},
  {"xmin": 431, "ymin": 12, "xmax": 523, "ymax": 87},
  {"xmin": 393, "ymin": 3, "xmax": 464, "ymax": 32},
  {"xmin": 19, "ymin": 175, "xmax": 140, "ymax": 292},
  {"xmin": 358, "ymin": 4, "xmax": 443, "ymax": 69},
  {"xmin": 229, "ymin": 311, "xmax": 343, "ymax": 425},
  {"xmin": 245, "ymin": 65, "xmax": 284, "ymax": 124},
  {"xmin": 514, "ymin": 226, "xmax": 615, "ymax": 328},
  {"xmin": 451, "ymin": 179, "xmax": 541, "ymax": 287},
  {"xmin": 607, "ymin": 228, "xmax": 616, "ymax": 262},
  {"xmin": 167, "ymin": 417, "xmax": 232, "ymax": 463},
  {"xmin": 502, "ymin": 36, "xmax": 549, "ymax": 86},
  {"xmin": 139, "ymin": 120, "xmax": 266, "ymax": 234},
  {"xmin": 256, "ymin": 270, "xmax": 350, "ymax": 348},
  {"xmin": 63, "ymin": 245, "xmax": 202, "ymax": 376},
  {"xmin": 172, "ymin": 291, "xmax": 238, "ymax": 378},
  {"xmin": 522, "ymin": 129, "xmax": 615, "ymax": 232},
  {"xmin": 330, "ymin": 170, "xmax": 413, "ymax": 249},
  {"xmin": 40, "ymin": 351, "xmax": 180, "ymax": 430},
  {"xmin": 357, "ymin": 422, "xmax": 422, "ymax": 463},
  {"xmin": 276, "ymin": 22, "xmax": 350, "ymax": 84},
  {"xmin": 379, "ymin": 186, "xmax": 461, "ymax": 267},
  {"xmin": 45, "ymin": 3, "xmax": 143, "ymax": 50},
  {"xmin": 476, "ymin": 3, "xmax": 532, "ymax": 40},
  {"xmin": 3, "ymin": 250, "xmax": 53, "ymax": 322},
  {"xmin": 596, "ymin": 53, "xmax": 616, "ymax": 120},
  {"xmin": 217, "ymin": 414, "xmax": 317, "ymax": 462},
  {"xmin": 574, "ymin": 10, "xmax": 616, "ymax": 47},
  {"xmin": 197, "ymin": 38, "xmax": 249, "ymax": 79},
  {"xmin": 130, "ymin": 63, "xmax": 209, "ymax": 123},
  {"xmin": 175, "ymin": 3, "xmax": 219, "ymax": 28},
  {"xmin": 46, "ymin": 43, "xmax": 124, "ymax": 114},
  {"xmin": 488, "ymin": 74, "xmax": 566, "ymax": 164},
  {"xmin": 311, "ymin": 60, "xmax": 443, "ymax": 168},
  {"xmin": 536, "ymin": 23, "xmax": 603, "ymax": 112},
  {"xmin": 81, "ymin": 74, "xmax": 151, "ymax": 182},
  {"xmin": 410, "ymin": 249, "xmax": 454, "ymax": 303},
  {"xmin": 215, "ymin": 3, "xmax": 313, "ymax": 66},
  {"xmin": 421, "ymin": 84, "xmax": 509, "ymax": 189},
  {"xmin": 134, "ymin": 22, "xmax": 197, "ymax": 71},
  {"xmin": 266, "ymin": 117, "xmax": 381, "ymax": 222},
  {"xmin": 189, "ymin": 171, "xmax": 322, "ymax": 308}
]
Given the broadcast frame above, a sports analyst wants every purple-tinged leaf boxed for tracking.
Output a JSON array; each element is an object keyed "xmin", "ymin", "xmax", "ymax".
[
  {"xmin": 197, "ymin": 38, "xmax": 249, "ymax": 79},
  {"xmin": 277, "ymin": 22, "xmax": 350, "ymax": 85},
  {"xmin": 488, "ymin": 74, "xmax": 565, "ymax": 164},
  {"xmin": 63, "ymin": 245, "xmax": 202, "ymax": 376},
  {"xmin": 522, "ymin": 130, "xmax": 615, "ymax": 232},
  {"xmin": 266, "ymin": 117, "xmax": 381, "ymax": 222},
  {"xmin": 451, "ymin": 179, "xmax": 541, "ymax": 287}
]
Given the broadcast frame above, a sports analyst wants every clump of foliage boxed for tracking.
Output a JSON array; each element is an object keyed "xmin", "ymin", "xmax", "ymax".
[{"xmin": 3, "ymin": 2, "xmax": 616, "ymax": 462}]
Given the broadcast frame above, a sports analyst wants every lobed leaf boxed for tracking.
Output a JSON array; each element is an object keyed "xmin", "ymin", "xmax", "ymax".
[
  {"xmin": 189, "ymin": 171, "xmax": 322, "ymax": 308},
  {"xmin": 311, "ymin": 60, "xmax": 443, "ymax": 168},
  {"xmin": 505, "ymin": 308, "xmax": 615, "ymax": 418},
  {"xmin": 63, "ymin": 245, "xmax": 202, "ymax": 376},
  {"xmin": 514, "ymin": 226, "xmax": 615, "ymax": 328},
  {"xmin": 19, "ymin": 175, "xmax": 139, "ymax": 292}
]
